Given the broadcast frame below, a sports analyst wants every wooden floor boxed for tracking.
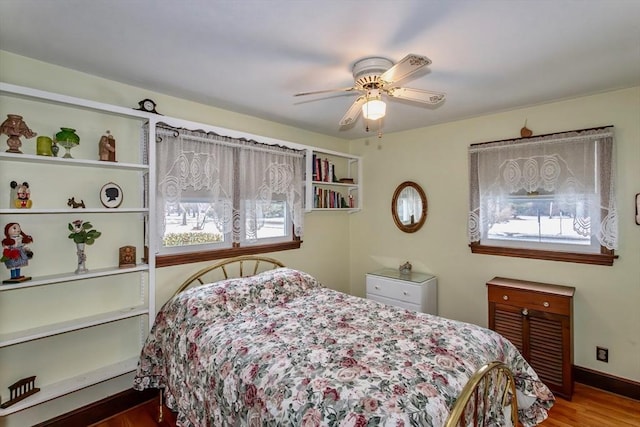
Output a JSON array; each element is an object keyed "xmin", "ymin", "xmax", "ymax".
[
  {"xmin": 540, "ymin": 383, "xmax": 640, "ymax": 427},
  {"xmin": 92, "ymin": 383, "xmax": 639, "ymax": 426}
]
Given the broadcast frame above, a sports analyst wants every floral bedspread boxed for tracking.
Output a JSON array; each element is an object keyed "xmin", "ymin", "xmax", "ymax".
[{"xmin": 134, "ymin": 268, "xmax": 554, "ymax": 427}]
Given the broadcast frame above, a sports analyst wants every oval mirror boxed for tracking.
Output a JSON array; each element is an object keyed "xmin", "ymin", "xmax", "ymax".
[{"xmin": 392, "ymin": 181, "xmax": 428, "ymax": 233}]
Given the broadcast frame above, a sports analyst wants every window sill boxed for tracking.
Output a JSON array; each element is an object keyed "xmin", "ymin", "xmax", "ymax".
[
  {"xmin": 156, "ymin": 240, "xmax": 302, "ymax": 268},
  {"xmin": 469, "ymin": 243, "xmax": 616, "ymax": 266}
]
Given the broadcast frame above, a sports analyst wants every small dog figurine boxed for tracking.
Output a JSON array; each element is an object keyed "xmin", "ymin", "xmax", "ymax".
[{"xmin": 67, "ymin": 197, "xmax": 85, "ymax": 209}]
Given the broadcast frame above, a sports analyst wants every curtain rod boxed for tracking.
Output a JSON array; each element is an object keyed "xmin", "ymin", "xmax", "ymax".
[
  {"xmin": 469, "ymin": 125, "xmax": 614, "ymax": 147},
  {"xmin": 154, "ymin": 124, "xmax": 304, "ymax": 157}
]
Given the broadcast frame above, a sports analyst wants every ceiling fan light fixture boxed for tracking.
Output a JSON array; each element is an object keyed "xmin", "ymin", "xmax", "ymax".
[{"xmin": 362, "ymin": 98, "xmax": 386, "ymax": 120}]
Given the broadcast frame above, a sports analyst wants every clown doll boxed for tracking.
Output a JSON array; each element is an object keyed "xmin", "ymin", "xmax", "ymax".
[{"xmin": 2, "ymin": 222, "xmax": 34, "ymax": 282}]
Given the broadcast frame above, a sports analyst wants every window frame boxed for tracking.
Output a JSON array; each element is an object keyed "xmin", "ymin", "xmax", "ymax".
[
  {"xmin": 468, "ymin": 126, "xmax": 617, "ymax": 266},
  {"xmin": 152, "ymin": 122, "xmax": 305, "ymax": 268}
]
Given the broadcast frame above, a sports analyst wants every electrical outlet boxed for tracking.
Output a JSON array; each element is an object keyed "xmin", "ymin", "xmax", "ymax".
[{"xmin": 596, "ymin": 346, "xmax": 609, "ymax": 363}]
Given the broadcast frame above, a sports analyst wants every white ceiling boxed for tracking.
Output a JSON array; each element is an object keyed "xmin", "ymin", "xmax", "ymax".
[{"xmin": 1, "ymin": 0, "xmax": 639, "ymax": 140}]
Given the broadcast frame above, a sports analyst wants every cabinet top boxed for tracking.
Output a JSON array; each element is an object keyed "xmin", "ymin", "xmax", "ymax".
[
  {"xmin": 368, "ymin": 268, "xmax": 435, "ymax": 284},
  {"xmin": 487, "ymin": 276, "xmax": 575, "ymax": 296}
]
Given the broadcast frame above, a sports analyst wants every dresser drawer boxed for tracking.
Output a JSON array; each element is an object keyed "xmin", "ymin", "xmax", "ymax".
[
  {"xmin": 487, "ymin": 284, "xmax": 570, "ymax": 315},
  {"xmin": 366, "ymin": 275, "xmax": 422, "ymax": 304},
  {"xmin": 367, "ymin": 293, "xmax": 421, "ymax": 312}
]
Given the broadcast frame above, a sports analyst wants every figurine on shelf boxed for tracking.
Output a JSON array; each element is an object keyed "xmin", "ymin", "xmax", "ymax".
[
  {"xmin": 0, "ymin": 376, "xmax": 40, "ymax": 409},
  {"xmin": 0, "ymin": 114, "xmax": 37, "ymax": 154},
  {"xmin": 1, "ymin": 222, "xmax": 34, "ymax": 283},
  {"xmin": 10, "ymin": 181, "xmax": 32, "ymax": 209},
  {"xmin": 399, "ymin": 261, "xmax": 412, "ymax": 275},
  {"xmin": 67, "ymin": 197, "xmax": 85, "ymax": 209},
  {"xmin": 98, "ymin": 130, "xmax": 116, "ymax": 162}
]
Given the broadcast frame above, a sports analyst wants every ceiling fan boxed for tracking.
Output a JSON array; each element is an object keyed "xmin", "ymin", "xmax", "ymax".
[{"xmin": 294, "ymin": 54, "xmax": 445, "ymax": 128}]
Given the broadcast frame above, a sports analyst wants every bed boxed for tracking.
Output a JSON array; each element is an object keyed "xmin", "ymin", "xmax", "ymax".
[{"xmin": 134, "ymin": 256, "xmax": 554, "ymax": 426}]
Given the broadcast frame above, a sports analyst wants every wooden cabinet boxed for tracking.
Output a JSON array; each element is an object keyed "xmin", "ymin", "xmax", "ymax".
[
  {"xmin": 487, "ymin": 277, "xmax": 575, "ymax": 399},
  {"xmin": 306, "ymin": 149, "xmax": 361, "ymax": 212},
  {"xmin": 366, "ymin": 269, "xmax": 437, "ymax": 314}
]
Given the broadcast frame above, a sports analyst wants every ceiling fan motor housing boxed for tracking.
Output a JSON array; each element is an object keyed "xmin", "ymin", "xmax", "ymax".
[{"xmin": 352, "ymin": 57, "xmax": 394, "ymax": 89}]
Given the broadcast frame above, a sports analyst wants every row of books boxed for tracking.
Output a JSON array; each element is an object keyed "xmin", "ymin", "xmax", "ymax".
[
  {"xmin": 313, "ymin": 186, "xmax": 355, "ymax": 209},
  {"xmin": 312, "ymin": 154, "xmax": 337, "ymax": 182}
]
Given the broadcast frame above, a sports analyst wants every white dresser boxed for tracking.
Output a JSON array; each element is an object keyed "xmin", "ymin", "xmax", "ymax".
[{"xmin": 366, "ymin": 269, "xmax": 438, "ymax": 314}]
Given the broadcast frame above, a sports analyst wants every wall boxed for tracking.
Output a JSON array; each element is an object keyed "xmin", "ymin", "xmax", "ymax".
[
  {"xmin": 0, "ymin": 51, "xmax": 353, "ymax": 426},
  {"xmin": 1, "ymin": 50, "xmax": 638, "ymax": 425},
  {"xmin": 348, "ymin": 87, "xmax": 640, "ymax": 383}
]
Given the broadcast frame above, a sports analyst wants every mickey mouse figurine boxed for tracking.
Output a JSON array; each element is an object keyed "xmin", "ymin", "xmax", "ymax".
[
  {"xmin": 1, "ymin": 222, "xmax": 34, "ymax": 282},
  {"xmin": 10, "ymin": 181, "xmax": 32, "ymax": 209}
]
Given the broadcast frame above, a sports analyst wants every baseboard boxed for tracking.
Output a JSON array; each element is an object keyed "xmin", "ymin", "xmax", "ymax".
[
  {"xmin": 34, "ymin": 367, "xmax": 639, "ymax": 425},
  {"xmin": 574, "ymin": 365, "xmax": 640, "ymax": 400},
  {"xmin": 34, "ymin": 388, "xmax": 158, "ymax": 427}
]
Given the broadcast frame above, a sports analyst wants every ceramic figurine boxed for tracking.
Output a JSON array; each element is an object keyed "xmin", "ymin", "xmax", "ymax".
[
  {"xmin": 98, "ymin": 130, "xmax": 116, "ymax": 162},
  {"xmin": 1, "ymin": 222, "xmax": 34, "ymax": 283},
  {"xmin": 10, "ymin": 181, "xmax": 32, "ymax": 209},
  {"xmin": 0, "ymin": 114, "xmax": 37, "ymax": 153},
  {"xmin": 399, "ymin": 261, "xmax": 412, "ymax": 275},
  {"xmin": 67, "ymin": 197, "xmax": 85, "ymax": 209}
]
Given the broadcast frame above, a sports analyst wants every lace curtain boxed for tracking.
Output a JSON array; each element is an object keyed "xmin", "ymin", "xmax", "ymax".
[
  {"xmin": 155, "ymin": 124, "xmax": 304, "ymax": 247},
  {"xmin": 468, "ymin": 127, "xmax": 617, "ymax": 249}
]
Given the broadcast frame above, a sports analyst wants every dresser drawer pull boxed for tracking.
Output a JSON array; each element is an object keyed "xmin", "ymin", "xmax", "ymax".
[
  {"xmin": 522, "ymin": 308, "xmax": 529, "ymax": 316},
  {"xmin": 403, "ymin": 291, "xmax": 409, "ymax": 296},
  {"xmin": 502, "ymin": 295, "xmax": 509, "ymax": 301},
  {"xmin": 543, "ymin": 301, "xmax": 550, "ymax": 308},
  {"xmin": 375, "ymin": 286, "xmax": 380, "ymax": 290}
]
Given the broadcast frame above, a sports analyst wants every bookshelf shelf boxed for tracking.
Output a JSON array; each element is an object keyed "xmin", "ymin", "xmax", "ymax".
[{"xmin": 306, "ymin": 149, "xmax": 362, "ymax": 212}]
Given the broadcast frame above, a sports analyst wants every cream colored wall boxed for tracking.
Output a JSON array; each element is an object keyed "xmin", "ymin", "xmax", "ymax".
[
  {"xmin": 348, "ymin": 87, "xmax": 640, "ymax": 383},
  {"xmin": 1, "ymin": 49, "xmax": 638, "ymax": 424},
  {"xmin": 0, "ymin": 51, "xmax": 352, "ymax": 426}
]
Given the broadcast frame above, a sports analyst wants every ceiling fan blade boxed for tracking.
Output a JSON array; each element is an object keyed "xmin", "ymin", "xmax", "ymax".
[
  {"xmin": 339, "ymin": 96, "xmax": 366, "ymax": 126},
  {"xmin": 387, "ymin": 87, "xmax": 445, "ymax": 104},
  {"xmin": 294, "ymin": 87, "xmax": 357, "ymax": 97},
  {"xmin": 379, "ymin": 54, "xmax": 432, "ymax": 85}
]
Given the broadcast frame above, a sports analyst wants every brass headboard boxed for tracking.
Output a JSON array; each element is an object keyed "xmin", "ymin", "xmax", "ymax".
[
  {"xmin": 172, "ymin": 255, "xmax": 285, "ymax": 297},
  {"xmin": 444, "ymin": 361, "xmax": 519, "ymax": 427}
]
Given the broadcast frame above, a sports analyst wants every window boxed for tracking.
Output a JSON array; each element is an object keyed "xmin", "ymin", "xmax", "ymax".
[
  {"xmin": 468, "ymin": 127, "xmax": 617, "ymax": 265},
  {"xmin": 154, "ymin": 124, "xmax": 304, "ymax": 267}
]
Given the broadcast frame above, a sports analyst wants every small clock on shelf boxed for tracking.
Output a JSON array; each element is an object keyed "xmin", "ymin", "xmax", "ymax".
[{"xmin": 135, "ymin": 98, "xmax": 161, "ymax": 114}]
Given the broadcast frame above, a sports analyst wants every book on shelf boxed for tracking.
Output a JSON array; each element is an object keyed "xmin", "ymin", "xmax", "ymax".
[
  {"xmin": 312, "ymin": 154, "xmax": 338, "ymax": 183},
  {"xmin": 313, "ymin": 186, "xmax": 355, "ymax": 209}
]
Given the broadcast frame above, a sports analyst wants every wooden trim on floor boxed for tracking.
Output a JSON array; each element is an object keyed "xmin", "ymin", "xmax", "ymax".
[
  {"xmin": 574, "ymin": 365, "xmax": 640, "ymax": 400},
  {"xmin": 34, "ymin": 388, "xmax": 158, "ymax": 427}
]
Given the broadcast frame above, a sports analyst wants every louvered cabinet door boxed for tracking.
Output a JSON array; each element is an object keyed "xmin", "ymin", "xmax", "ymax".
[
  {"xmin": 490, "ymin": 302, "xmax": 524, "ymax": 352},
  {"xmin": 527, "ymin": 310, "xmax": 572, "ymax": 398},
  {"xmin": 487, "ymin": 277, "xmax": 575, "ymax": 400}
]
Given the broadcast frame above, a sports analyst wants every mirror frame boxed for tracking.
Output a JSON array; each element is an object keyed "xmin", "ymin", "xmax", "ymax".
[{"xmin": 392, "ymin": 181, "xmax": 428, "ymax": 233}]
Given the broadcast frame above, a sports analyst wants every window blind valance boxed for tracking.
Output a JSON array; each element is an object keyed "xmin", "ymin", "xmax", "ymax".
[
  {"xmin": 154, "ymin": 123, "xmax": 305, "ymax": 248},
  {"xmin": 469, "ymin": 126, "xmax": 617, "ymax": 252}
]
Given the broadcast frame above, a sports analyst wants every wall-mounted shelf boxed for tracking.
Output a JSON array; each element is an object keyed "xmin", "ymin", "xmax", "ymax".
[
  {"xmin": 0, "ymin": 356, "xmax": 139, "ymax": 416},
  {"xmin": 0, "ymin": 82, "xmax": 156, "ymax": 416},
  {"xmin": 306, "ymin": 149, "xmax": 362, "ymax": 212},
  {"xmin": 0, "ymin": 305, "xmax": 148, "ymax": 348},
  {"xmin": 0, "ymin": 264, "xmax": 149, "ymax": 291},
  {"xmin": 0, "ymin": 151, "xmax": 148, "ymax": 170},
  {"xmin": 0, "ymin": 208, "xmax": 149, "ymax": 214}
]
